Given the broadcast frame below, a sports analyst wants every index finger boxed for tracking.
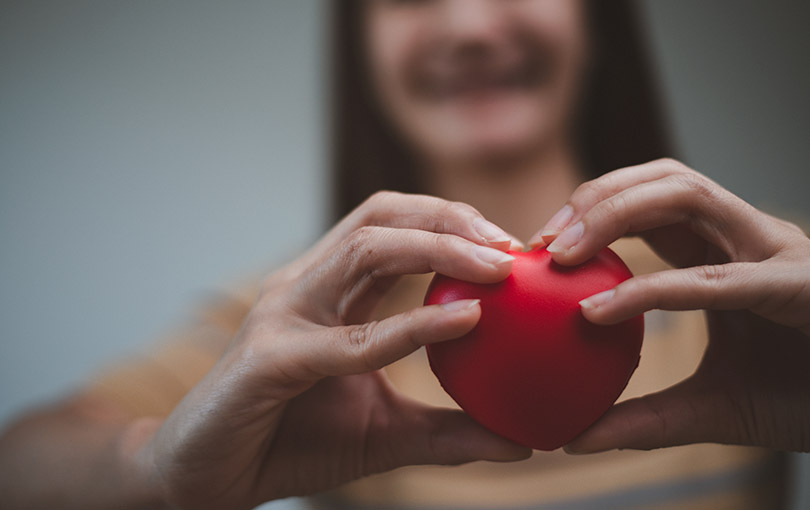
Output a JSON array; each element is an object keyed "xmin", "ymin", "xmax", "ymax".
[
  {"xmin": 289, "ymin": 192, "xmax": 522, "ymax": 278},
  {"xmin": 331, "ymin": 191, "xmax": 522, "ymax": 251},
  {"xmin": 541, "ymin": 173, "xmax": 775, "ymax": 267},
  {"xmin": 528, "ymin": 159, "xmax": 694, "ymax": 247}
]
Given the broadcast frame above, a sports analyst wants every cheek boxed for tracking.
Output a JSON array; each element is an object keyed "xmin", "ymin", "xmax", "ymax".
[
  {"xmin": 366, "ymin": 11, "xmax": 426, "ymax": 127},
  {"xmin": 519, "ymin": 0, "xmax": 586, "ymax": 48}
]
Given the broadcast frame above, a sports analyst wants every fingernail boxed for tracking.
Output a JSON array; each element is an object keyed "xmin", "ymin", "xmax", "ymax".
[
  {"xmin": 563, "ymin": 443, "xmax": 607, "ymax": 455},
  {"xmin": 441, "ymin": 298, "xmax": 480, "ymax": 312},
  {"xmin": 579, "ymin": 289, "xmax": 615, "ymax": 310},
  {"xmin": 526, "ymin": 232, "xmax": 546, "ymax": 248},
  {"xmin": 509, "ymin": 238, "xmax": 526, "ymax": 251},
  {"xmin": 563, "ymin": 444, "xmax": 585, "ymax": 455},
  {"xmin": 546, "ymin": 222, "xmax": 583, "ymax": 255},
  {"xmin": 473, "ymin": 218, "xmax": 511, "ymax": 245},
  {"xmin": 537, "ymin": 205, "xmax": 573, "ymax": 244},
  {"xmin": 475, "ymin": 245, "xmax": 516, "ymax": 266}
]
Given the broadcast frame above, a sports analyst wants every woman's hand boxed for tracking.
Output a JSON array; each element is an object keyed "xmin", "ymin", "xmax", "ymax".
[
  {"xmin": 130, "ymin": 192, "xmax": 530, "ymax": 509},
  {"xmin": 529, "ymin": 159, "xmax": 810, "ymax": 453}
]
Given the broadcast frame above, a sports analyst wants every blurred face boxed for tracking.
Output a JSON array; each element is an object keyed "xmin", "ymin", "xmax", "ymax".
[{"xmin": 366, "ymin": 0, "xmax": 588, "ymax": 166}]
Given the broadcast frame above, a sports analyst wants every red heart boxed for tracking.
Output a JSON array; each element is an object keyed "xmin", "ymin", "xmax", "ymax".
[{"xmin": 425, "ymin": 247, "xmax": 644, "ymax": 451}]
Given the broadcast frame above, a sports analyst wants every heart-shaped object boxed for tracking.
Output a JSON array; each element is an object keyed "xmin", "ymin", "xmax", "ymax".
[{"xmin": 425, "ymin": 247, "xmax": 643, "ymax": 451}]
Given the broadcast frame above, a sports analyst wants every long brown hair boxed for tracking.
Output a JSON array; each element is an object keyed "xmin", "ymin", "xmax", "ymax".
[{"xmin": 331, "ymin": 0, "xmax": 674, "ymax": 220}]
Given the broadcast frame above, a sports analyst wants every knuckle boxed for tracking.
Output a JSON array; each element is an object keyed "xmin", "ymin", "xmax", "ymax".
[
  {"xmin": 368, "ymin": 190, "xmax": 399, "ymax": 206},
  {"xmin": 359, "ymin": 190, "xmax": 401, "ymax": 225},
  {"xmin": 433, "ymin": 232, "xmax": 460, "ymax": 253},
  {"xmin": 403, "ymin": 325, "xmax": 422, "ymax": 353},
  {"xmin": 574, "ymin": 179, "xmax": 600, "ymax": 201},
  {"xmin": 621, "ymin": 275, "xmax": 663, "ymax": 310},
  {"xmin": 342, "ymin": 224, "xmax": 389, "ymax": 265},
  {"xmin": 620, "ymin": 276, "xmax": 650, "ymax": 305},
  {"xmin": 340, "ymin": 226, "xmax": 383, "ymax": 272},
  {"xmin": 346, "ymin": 322, "xmax": 378, "ymax": 371},
  {"xmin": 596, "ymin": 170, "xmax": 622, "ymax": 191},
  {"xmin": 656, "ymin": 157, "xmax": 689, "ymax": 173},
  {"xmin": 695, "ymin": 264, "xmax": 728, "ymax": 286},
  {"xmin": 670, "ymin": 172, "xmax": 715, "ymax": 201},
  {"xmin": 395, "ymin": 310, "xmax": 423, "ymax": 353},
  {"xmin": 428, "ymin": 200, "xmax": 480, "ymax": 234},
  {"xmin": 572, "ymin": 172, "xmax": 630, "ymax": 213},
  {"xmin": 437, "ymin": 199, "xmax": 477, "ymax": 223},
  {"xmin": 671, "ymin": 170, "xmax": 702, "ymax": 189},
  {"xmin": 648, "ymin": 400, "xmax": 671, "ymax": 446},
  {"xmin": 346, "ymin": 225, "xmax": 378, "ymax": 249},
  {"xmin": 428, "ymin": 216, "xmax": 452, "ymax": 235},
  {"xmin": 573, "ymin": 176, "xmax": 619, "ymax": 210},
  {"xmin": 596, "ymin": 192, "xmax": 629, "ymax": 220},
  {"xmin": 449, "ymin": 200, "xmax": 479, "ymax": 218}
]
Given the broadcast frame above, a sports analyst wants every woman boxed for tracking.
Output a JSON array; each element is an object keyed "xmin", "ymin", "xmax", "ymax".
[{"xmin": 1, "ymin": 1, "xmax": 808, "ymax": 509}]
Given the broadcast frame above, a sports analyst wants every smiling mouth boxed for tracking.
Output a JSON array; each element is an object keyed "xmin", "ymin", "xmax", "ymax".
[{"xmin": 413, "ymin": 56, "xmax": 549, "ymax": 102}]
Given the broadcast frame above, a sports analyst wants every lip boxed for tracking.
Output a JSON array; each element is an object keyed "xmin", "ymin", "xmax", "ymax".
[
  {"xmin": 411, "ymin": 50, "xmax": 548, "ymax": 102},
  {"xmin": 435, "ymin": 69, "xmax": 538, "ymax": 100}
]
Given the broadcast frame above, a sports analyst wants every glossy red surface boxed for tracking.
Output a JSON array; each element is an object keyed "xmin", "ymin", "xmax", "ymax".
[{"xmin": 425, "ymin": 247, "xmax": 644, "ymax": 450}]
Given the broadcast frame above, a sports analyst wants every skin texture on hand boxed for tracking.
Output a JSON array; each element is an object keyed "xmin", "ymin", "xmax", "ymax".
[
  {"xmin": 133, "ymin": 192, "xmax": 531, "ymax": 510},
  {"xmin": 529, "ymin": 158, "xmax": 810, "ymax": 454}
]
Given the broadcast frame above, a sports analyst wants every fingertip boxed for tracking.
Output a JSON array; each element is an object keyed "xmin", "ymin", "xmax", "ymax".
[
  {"xmin": 545, "ymin": 222, "xmax": 584, "ymax": 264},
  {"xmin": 578, "ymin": 289, "xmax": 616, "ymax": 324},
  {"xmin": 508, "ymin": 237, "xmax": 526, "ymax": 252},
  {"xmin": 485, "ymin": 443, "xmax": 534, "ymax": 463},
  {"xmin": 486, "ymin": 238, "xmax": 514, "ymax": 251},
  {"xmin": 564, "ymin": 415, "xmax": 622, "ymax": 455},
  {"xmin": 472, "ymin": 218, "xmax": 512, "ymax": 247},
  {"xmin": 445, "ymin": 413, "xmax": 533, "ymax": 463},
  {"xmin": 563, "ymin": 439, "xmax": 609, "ymax": 455},
  {"xmin": 527, "ymin": 231, "xmax": 547, "ymax": 248},
  {"xmin": 474, "ymin": 245, "xmax": 516, "ymax": 270},
  {"xmin": 427, "ymin": 299, "xmax": 482, "ymax": 341},
  {"xmin": 540, "ymin": 232, "xmax": 558, "ymax": 245},
  {"xmin": 540, "ymin": 204, "xmax": 575, "ymax": 239},
  {"xmin": 546, "ymin": 250, "xmax": 580, "ymax": 267},
  {"xmin": 562, "ymin": 443, "xmax": 596, "ymax": 455},
  {"xmin": 468, "ymin": 245, "xmax": 515, "ymax": 283},
  {"xmin": 401, "ymin": 407, "xmax": 533, "ymax": 468}
]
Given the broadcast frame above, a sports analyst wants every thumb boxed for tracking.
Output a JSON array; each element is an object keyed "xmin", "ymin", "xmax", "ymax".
[
  {"xmin": 384, "ymin": 404, "xmax": 532, "ymax": 471},
  {"xmin": 564, "ymin": 380, "xmax": 732, "ymax": 454}
]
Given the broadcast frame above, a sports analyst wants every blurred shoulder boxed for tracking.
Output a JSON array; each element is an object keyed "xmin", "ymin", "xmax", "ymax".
[{"xmin": 82, "ymin": 276, "xmax": 262, "ymax": 418}]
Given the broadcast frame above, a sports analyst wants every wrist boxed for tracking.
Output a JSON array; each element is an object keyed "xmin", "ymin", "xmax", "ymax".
[{"xmin": 117, "ymin": 417, "xmax": 172, "ymax": 509}]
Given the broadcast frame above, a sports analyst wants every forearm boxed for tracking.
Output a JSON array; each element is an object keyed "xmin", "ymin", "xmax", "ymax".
[{"xmin": 0, "ymin": 397, "xmax": 168, "ymax": 509}]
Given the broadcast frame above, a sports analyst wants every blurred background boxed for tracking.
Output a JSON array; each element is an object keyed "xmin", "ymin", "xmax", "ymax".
[{"xmin": 1, "ymin": 1, "xmax": 808, "ymax": 508}]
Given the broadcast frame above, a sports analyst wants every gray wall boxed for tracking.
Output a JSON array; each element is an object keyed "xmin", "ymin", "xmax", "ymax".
[
  {"xmin": 1, "ymin": 0, "xmax": 326, "ymax": 417},
  {"xmin": 1, "ymin": 1, "xmax": 807, "ymax": 509},
  {"xmin": 645, "ymin": 0, "xmax": 810, "ymax": 219}
]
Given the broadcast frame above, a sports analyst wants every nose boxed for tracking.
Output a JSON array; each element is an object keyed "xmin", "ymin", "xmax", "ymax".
[{"xmin": 439, "ymin": 0, "xmax": 504, "ymax": 45}]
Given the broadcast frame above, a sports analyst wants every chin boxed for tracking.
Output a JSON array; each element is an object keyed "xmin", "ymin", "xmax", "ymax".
[
  {"xmin": 434, "ymin": 95, "xmax": 557, "ymax": 165},
  {"xmin": 447, "ymin": 119, "xmax": 554, "ymax": 166}
]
